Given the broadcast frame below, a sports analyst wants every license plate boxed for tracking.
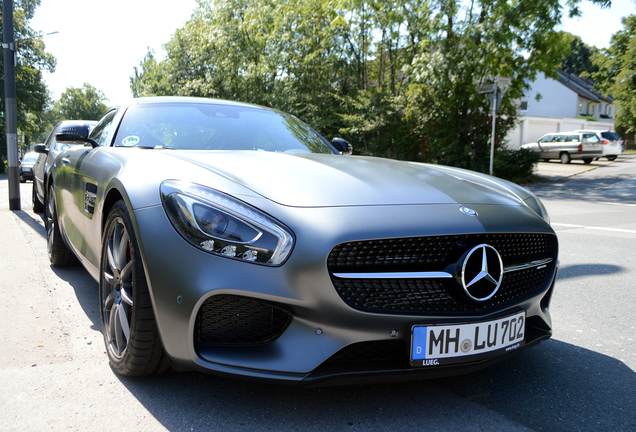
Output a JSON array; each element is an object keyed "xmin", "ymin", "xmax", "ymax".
[{"xmin": 410, "ymin": 311, "xmax": 525, "ymax": 367}]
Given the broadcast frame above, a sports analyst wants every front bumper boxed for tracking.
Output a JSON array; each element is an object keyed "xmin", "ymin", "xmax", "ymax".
[{"xmin": 132, "ymin": 202, "xmax": 557, "ymax": 385}]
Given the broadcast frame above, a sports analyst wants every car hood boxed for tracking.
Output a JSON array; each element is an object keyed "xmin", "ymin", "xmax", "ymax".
[{"xmin": 165, "ymin": 151, "xmax": 529, "ymax": 208}]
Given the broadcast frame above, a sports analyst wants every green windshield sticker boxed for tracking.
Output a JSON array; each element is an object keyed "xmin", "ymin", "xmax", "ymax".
[{"xmin": 122, "ymin": 136, "xmax": 139, "ymax": 147}]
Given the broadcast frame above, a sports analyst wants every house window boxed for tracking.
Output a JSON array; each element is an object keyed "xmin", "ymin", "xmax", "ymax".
[
  {"xmin": 520, "ymin": 101, "xmax": 528, "ymax": 111},
  {"xmin": 591, "ymin": 105, "xmax": 596, "ymax": 116}
]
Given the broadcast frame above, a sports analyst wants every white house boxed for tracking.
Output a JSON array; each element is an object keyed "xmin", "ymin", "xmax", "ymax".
[{"xmin": 506, "ymin": 71, "xmax": 616, "ymax": 148}]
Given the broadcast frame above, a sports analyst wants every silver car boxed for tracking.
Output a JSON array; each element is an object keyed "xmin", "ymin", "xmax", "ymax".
[
  {"xmin": 574, "ymin": 130, "xmax": 623, "ymax": 161},
  {"xmin": 47, "ymin": 97, "xmax": 558, "ymax": 385},
  {"xmin": 522, "ymin": 131, "xmax": 603, "ymax": 164}
]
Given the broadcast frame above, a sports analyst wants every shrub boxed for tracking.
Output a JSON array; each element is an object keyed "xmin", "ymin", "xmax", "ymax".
[{"xmin": 493, "ymin": 147, "xmax": 540, "ymax": 184}]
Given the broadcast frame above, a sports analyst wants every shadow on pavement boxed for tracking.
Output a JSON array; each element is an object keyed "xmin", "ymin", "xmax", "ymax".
[
  {"xmin": 526, "ymin": 173, "xmax": 636, "ymax": 205},
  {"xmin": 433, "ymin": 339, "xmax": 636, "ymax": 432},
  {"xmin": 111, "ymin": 340, "xmax": 635, "ymax": 432},
  {"xmin": 557, "ymin": 263, "xmax": 625, "ymax": 280}
]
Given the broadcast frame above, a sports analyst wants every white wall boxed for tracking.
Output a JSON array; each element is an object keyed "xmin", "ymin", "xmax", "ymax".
[{"xmin": 522, "ymin": 73, "xmax": 579, "ymax": 118}]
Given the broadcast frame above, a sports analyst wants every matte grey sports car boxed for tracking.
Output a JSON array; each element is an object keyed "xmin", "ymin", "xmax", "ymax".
[{"xmin": 47, "ymin": 97, "xmax": 558, "ymax": 385}]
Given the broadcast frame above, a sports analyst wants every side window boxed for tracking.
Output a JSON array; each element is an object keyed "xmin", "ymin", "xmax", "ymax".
[
  {"xmin": 538, "ymin": 135, "xmax": 553, "ymax": 143},
  {"xmin": 90, "ymin": 110, "xmax": 118, "ymax": 147},
  {"xmin": 567, "ymin": 135, "xmax": 579, "ymax": 142},
  {"xmin": 551, "ymin": 135, "xmax": 566, "ymax": 142},
  {"xmin": 583, "ymin": 133, "xmax": 600, "ymax": 143}
]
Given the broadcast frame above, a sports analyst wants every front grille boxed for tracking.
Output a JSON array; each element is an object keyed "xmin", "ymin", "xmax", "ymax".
[
  {"xmin": 329, "ymin": 233, "xmax": 557, "ymax": 315},
  {"xmin": 194, "ymin": 295, "xmax": 292, "ymax": 347}
]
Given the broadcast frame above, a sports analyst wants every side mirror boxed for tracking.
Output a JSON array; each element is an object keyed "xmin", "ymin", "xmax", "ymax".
[
  {"xmin": 331, "ymin": 138, "xmax": 353, "ymax": 156},
  {"xmin": 56, "ymin": 129, "xmax": 99, "ymax": 149},
  {"xmin": 34, "ymin": 143, "xmax": 48, "ymax": 155}
]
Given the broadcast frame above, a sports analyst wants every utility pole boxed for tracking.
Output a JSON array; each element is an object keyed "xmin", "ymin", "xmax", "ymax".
[{"xmin": 3, "ymin": 0, "xmax": 20, "ymax": 210}]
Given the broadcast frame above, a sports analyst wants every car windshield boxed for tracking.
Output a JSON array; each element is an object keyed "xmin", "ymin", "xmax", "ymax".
[
  {"xmin": 113, "ymin": 102, "xmax": 335, "ymax": 154},
  {"xmin": 21, "ymin": 153, "xmax": 38, "ymax": 163}
]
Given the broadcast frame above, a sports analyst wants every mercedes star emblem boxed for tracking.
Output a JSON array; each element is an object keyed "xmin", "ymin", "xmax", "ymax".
[{"xmin": 460, "ymin": 244, "xmax": 503, "ymax": 302}]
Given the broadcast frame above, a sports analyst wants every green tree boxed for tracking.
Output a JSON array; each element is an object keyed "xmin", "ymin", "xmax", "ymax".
[
  {"xmin": 1, "ymin": 0, "xmax": 56, "ymax": 171},
  {"xmin": 560, "ymin": 32, "xmax": 600, "ymax": 75},
  {"xmin": 129, "ymin": 0, "xmax": 613, "ymax": 181},
  {"xmin": 56, "ymin": 83, "xmax": 109, "ymax": 120},
  {"xmin": 590, "ymin": 14, "xmax": 636, "ymax": 133}
]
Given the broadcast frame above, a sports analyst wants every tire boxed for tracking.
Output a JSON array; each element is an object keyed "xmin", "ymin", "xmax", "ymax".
[
  {"xmin": 99, "ymin": 200, "xmax": 169, "ymax": 376},
  {"xmin": 32, "ymin": 184, "xmax": 44, "ymax": 213},
  {"xmin": 560, "ymin": 153, "xmax": 571, "ymax": 164},
  {"xmin": 46, "ymin": 184, "xmax": 77, "ymax": 267},
  {"xmin": 607, "ymin": 155, "xmax": 617, "ymax": 161},
  {"xmin": 583, "ymin": 158, "xmax": 593, "ymax": 164}
]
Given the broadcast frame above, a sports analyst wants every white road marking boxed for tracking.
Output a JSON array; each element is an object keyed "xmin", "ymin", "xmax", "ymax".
[{"xmin": 552, "ymin": 223, "xmax": 636, "ymax": 234}]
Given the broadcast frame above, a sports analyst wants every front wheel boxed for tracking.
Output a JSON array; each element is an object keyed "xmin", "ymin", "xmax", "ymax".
[
  {"xmin": 606, "ymin": 155, "xmax": 617, "ymax": 161},
  {"xmin": 583, "ymin": 158, "xmax": 593, "ymax": 164},
  {"xmin": 99, "ymin": 200, "xmax": 169, "ymax": 376},
  {"xmin": 46, "ymin": 184, "xmax": 76, "ymax": 267}
]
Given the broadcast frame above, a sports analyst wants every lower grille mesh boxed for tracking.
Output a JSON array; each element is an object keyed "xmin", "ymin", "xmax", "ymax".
[{"xmin": 194, "ymin": 296, "xmax": 292, "ymax": 347}]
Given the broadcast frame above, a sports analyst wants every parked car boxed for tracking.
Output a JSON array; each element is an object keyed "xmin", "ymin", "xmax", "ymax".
[
  {"xmin": 32, "ymin": 120, "xmax": 97, "ymax": 213},
  {"xmin": 574, "ymin": 130, "xmax": 623, "ymax": 161},
  {"xmin": 521, "ymin": 131, "xmax": 603, "ymax": 164},
  {"xmin": 19, "ymin": 152, "xmax": 39, "ymax": 182},
  {"xmin": 47, "ymin": 97, "xmax": 558, "ymax": 385}
]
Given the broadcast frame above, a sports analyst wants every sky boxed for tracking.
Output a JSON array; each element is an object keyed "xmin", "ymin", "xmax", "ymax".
[{"xmin": 29, "ymin": 0, "xmax": 636, "ymax": 107}]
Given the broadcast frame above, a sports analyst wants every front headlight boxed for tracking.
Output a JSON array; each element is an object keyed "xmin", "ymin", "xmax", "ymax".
[{"xmin": 161, "ymin": 181, "xmax": 294, "ymax": 265}]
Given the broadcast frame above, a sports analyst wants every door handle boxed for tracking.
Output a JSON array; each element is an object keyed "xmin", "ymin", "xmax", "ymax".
[{"xmin": 61, "ymin": 158, "xmax": 71, "ymax": 166}]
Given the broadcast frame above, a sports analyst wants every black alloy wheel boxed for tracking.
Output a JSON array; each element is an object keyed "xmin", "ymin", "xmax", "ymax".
[
  {"xmin": 99, "ymin": 200, "xmax": 169, "ymax": 376},
  {"xmin": 46, "ymin": 184, "xmax": 76, "ymax": 267}
]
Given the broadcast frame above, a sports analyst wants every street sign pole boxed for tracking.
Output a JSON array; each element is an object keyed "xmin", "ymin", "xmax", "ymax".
[{"xmin": 3, "ymin": 0, "xmax": 21, "ymax": 210}]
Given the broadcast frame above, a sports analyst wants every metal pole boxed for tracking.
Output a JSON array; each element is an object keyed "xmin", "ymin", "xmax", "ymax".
[
  {"xmin": 3, "ymin": 0, "xmax": 20, "ymax": 210},
  {"xmin": 489, "ymin": 78, "xmax": 497, "ymax": 176}
]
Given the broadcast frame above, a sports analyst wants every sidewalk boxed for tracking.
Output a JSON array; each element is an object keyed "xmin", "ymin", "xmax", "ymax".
[{"xmin": 0, "ymin": 173, "xmax": 33, "ymax": 211}]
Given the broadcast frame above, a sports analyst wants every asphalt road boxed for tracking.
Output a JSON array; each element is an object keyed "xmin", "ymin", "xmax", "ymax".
[{"xmin": 1, "ymin": 157, "xmax": 635, "ymax": 431}]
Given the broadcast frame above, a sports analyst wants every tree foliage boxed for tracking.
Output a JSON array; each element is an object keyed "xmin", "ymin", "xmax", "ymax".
[
  {"xmin": 590, "ymin": 14, "xmax": 636, "ymax": 133},
  {"xmin": 56, "ymin": 83, "xmax": 109, "ymax": 121},
  {"xmin": 32, "ymin": 83, "xmax": 110, "ymax": 143},
  {"xmin": 1, "ymin": 0, "xmax": 56, "ymax": 171},
  {"xmin": 130, "ymin": 0, "xmax": 610, "ymax": 180},
  {"xmin": 560, "ymin": 32, "xmax": 599, "ymax": 76}
]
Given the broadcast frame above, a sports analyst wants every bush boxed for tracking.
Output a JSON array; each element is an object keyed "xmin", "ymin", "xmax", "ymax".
[{"xmin": 493, "ymin": 147, "xmax": 540, "ymax": 184}]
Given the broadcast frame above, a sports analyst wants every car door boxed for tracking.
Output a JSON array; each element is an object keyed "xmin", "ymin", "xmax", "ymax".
[
  {"xmin": 55, "ymin": 110, "xmax": 119, "ymax": 273},
  {"xmin": 535, "ymin": 135, "xmax": 553, "ymax": 157},
  {"xmin": 545, "ymin": 134, "xmax": 565, "ymax": 158}
]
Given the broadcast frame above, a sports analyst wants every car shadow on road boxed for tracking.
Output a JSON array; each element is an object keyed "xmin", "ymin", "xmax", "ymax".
[
  {"xmin": 525, "ymin": 173, "xmax": 636, "ymax": 204},
  {"xmin": 432, "ymin": 339, "xmax": 636, "ymax": 432},
  {"xmin": 113, "ymin": 339, "xmax": 635, "ymax": 432},
  {"xmin": 557, "ymin": 263, "xmax": 625, "ymax": 279}
]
